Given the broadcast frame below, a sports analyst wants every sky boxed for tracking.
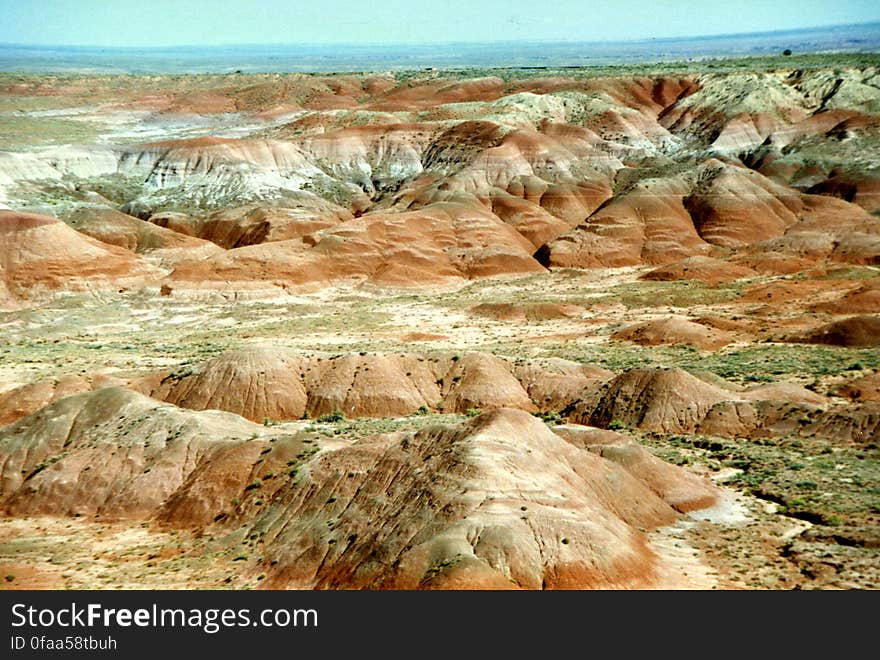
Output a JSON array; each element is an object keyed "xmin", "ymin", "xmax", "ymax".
[{"xmin": 0, "ymin": 0, "xmax": 878, "ymax": 48}]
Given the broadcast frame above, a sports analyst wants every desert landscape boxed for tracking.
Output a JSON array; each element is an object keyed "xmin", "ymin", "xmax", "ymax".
[{"xmin": 0, "ymin": 52, "xmax": 878, "ymax": 589}]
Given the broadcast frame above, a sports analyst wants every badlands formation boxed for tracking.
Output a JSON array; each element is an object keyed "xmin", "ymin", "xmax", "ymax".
[{"xmin": 0, "ymin": 58, "xmax": 879, "ymax": 589}]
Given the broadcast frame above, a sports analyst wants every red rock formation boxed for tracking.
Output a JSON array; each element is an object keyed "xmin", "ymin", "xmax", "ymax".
[
  {"xmin": 0, "ymin": 211, "xmax": 161, "ymax": 302},
  {"xmin": 612, "ymin": 317, "xmax": 734, "ymax": 350},
  {"xmin": 249, "ymin": 409, "xmax": 717, "ymax": 589}
]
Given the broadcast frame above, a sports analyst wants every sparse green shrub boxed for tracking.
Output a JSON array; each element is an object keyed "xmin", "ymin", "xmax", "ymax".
[
  {"xmin": 533, "ymin": 410, "xmax": 563, "ymax": 425},
  {"xmin": 317, "ymin": 411, "xmax": 345, "ymax": 423}
]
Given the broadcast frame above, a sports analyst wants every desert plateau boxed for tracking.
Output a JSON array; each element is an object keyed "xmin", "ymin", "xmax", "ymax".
[{"xmin": 1, "ymin": 51, "xmax": 878, "ymax": 590}]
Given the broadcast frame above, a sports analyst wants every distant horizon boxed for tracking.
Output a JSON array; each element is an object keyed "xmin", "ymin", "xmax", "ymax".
[
  {"xmin": 2, "ymin": 20, "xmax": 877, "ymax": 75},
  {"xmin": 1, "ymin": 0, "xmax": 879, "ymax": 49},
  {"xmin": 1, "ymin": 19, "xmax": 879, "ymax": 52}
]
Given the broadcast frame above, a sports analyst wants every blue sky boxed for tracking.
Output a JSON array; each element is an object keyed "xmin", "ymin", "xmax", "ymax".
[{"xmin": 1, "ymin": 0, "xmax": 878, "ymax": 47}]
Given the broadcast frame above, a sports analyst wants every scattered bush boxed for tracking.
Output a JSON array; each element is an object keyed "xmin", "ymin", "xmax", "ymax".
[{"xmin": 533, "ymin": 410, "xmax": 562, "ymax": 425}]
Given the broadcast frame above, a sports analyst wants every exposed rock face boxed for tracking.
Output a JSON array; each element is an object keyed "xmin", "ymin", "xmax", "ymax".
[
  {"xmin": 553, "ymin": 425, "xmax": 718, "ymax": 513},
  {"xmin": 116, "ymin": 138, "xmax": 326, "ymax": 206},
  {"xmin": 165, "ymin": 201, "xmax": 547, "ymax": 292},
  {"xmin": 683, "ymin": 163, "xmax": 802, "ymax": 248},
  {"xmin": 0, "ymin": 388, "xmax": 285, "ymax": 519},
  {"xmin": 514, "ymin": 359, "xmax": 613, "ymax": 412},
  {"xmin": 808, "ymin": 171, "xmax": 880, "ymax": 213},
  {"xmin": 0, "ymin": 146, "xmax": 117, "ymax": 204},
  {"xmin": 138, "ymin": 347, "xmax": 609, "ymax": 421},
  {"xmin": 539, "ymin": 161, "xmax": 880, "ymax": 270},
  {"xmin": 246, "ymin": 409, "xmax": 718, "ymax": 589},
  {"xmin": 571, "ymin": 368, "xmax": 732, "ymax": 433},
  {"xmin": 144, "ymin": 348, "xmax": 311, "ymax": 422},
  {"xmin": 560, "ymin": 367, "xmax": 876, "ymax": 445},
  {"xmin": 539, "ymin": 176, "xmax": 710, "ymax": 268},
  {"xmin": 698, "ymin": 400, "xmax": 880, "ymax": 446},
  {"xmin": 125, "ymin": 349, "xmax": 879, "ymax": 445},
  {"xmin": 152, "ymin": 201, "xmax": 353, "ymax": 249}
]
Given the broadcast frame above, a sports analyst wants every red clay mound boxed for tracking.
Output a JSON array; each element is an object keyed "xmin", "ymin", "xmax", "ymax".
[
  {"xmin": 469, "ymin": 302, "xmax": 583, "ymax": 321},
  {"xmin": 812, "ymin": 280, "xmax": 880, "ymax": 314},
  {"xmin": 0, "ymin": 387, "xmax": 294, "ymax": 521},
  {"xmin": 142, "ymin": 349, "xmax": 565, "ymax": 421},
  {"xmin": 641, "ymin": 256, "xmax": 756, "ymax": 284},
  {"xmin": 699, "ymin": 399, "xmax": 879, "ymax": 445},
  {"xmin": 0, "ymin": 397, "xmax": 721, "ymax": 588},
  {"xmin": 536, "ymin": 150, "xmax": 880, "ymax": 273},
  {"xmin": 144, "ymin": 347, "xmax": 310, "ymax": 422},
  {"xmin": 741, "ymin": 383, "xmax": 828, "ymax": 406},
  {"xmin": 303, "ymin": 353, "xmax": 441, "ymax": 418},
  {"xmin": 733, "ymin": 209, "xmax": 880, "ymax": 271},
  {"xmin": 695, "ymin": 315, "xmax": 755, "ymax": 332},
  {"xmin": 0, "ymin": 210, "xmax": 161, "ymax": 301},
  {"xmin": 539, "ymin": 177, "xmax": 711, "ymax": 268},
  {"xmin": 804, "ymin": 402, "xmax": 880, "ymax": 445},
  {"xmin": 732, "ymin": 251, "xmax": 820, "ymax": 275},
  {"xmin": 65, "ymin": 207, "xmax": 221, "ymax": 263},
  {"xmin": 834, "ymin": 372, "xmax": 880, "ymax": 402},
  {"xmin": 789, "ymin": 315, "xmax": 880, "ymax": 348},
  {"xmin": 0, "ymin": 374, "xmax": 122, "ymax": 427},
  {"xmin": 488, "ymin": 190, "xmax": 572, "ymax": 248},
  {"xmin": 168, "ymin": 201, "xmax": 546, "ymax": 292},
  {"xmin": 436, "ymin": 352, "xmax": 535, "ymax": 413},
  {"xmin": 160, "ymin": 202, "xmax": 353, "ymax": 249},
  {"xmin": 514, "ymin": 359, "xmax": 613, "ymax": 412},
  {"xmin": 553, "ymin": 425, "xmax": 718, "ymax": 513},
  {"xmin": 807, "ymin": 171, "xmax": 880, "ymax": 214},
  {"xmin": 143, "ymin": 349, "xmax": 443, "ymax": 421},
  {"xmin": 611, "ymin": 317, "xmax": 734, "ymax": 350},
  {"xmin": 684, "ymin": 164, "xmax": 801, "ymax": 248},
  {"xmin": 739, "ymin": 279, "xmax": 852, "ymax": 307},
  {"xmin": 246, "ymin": 409, "xmax": 717, "ymax": 589},
  {"xmin": 570, "ymin": 368, "xmax": 732, "ymax": 433},
  {"xmin": 397, "ymin": 332, "xmax": 449, "ymax": 342}
]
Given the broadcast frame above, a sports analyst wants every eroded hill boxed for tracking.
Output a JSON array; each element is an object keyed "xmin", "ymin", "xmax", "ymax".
[{"xmin": 1, "ymin": 61, "xmax": 878, "ymax": 589}]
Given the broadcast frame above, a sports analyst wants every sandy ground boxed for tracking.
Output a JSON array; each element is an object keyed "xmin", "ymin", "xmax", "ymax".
[{"xmin": 0, "ymin": 517, "xmax": 256, "ymax": 590}]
